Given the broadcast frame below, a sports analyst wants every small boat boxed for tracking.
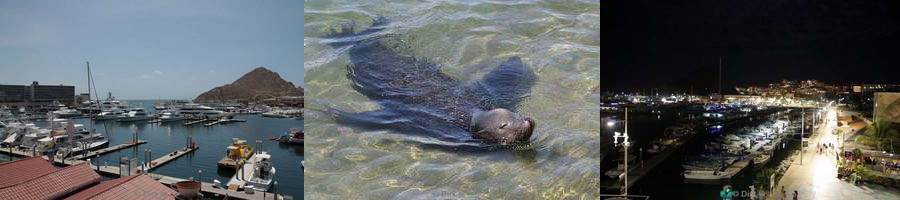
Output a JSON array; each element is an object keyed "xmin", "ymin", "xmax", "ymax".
[
  {"xmin": 218, "ymin": 138, "xmax": 253, "ymax": 169},
  {"xmin": 245, "ymin": 152, "xmax": 276, "ymax": 192},
  {"xmin": 272, "ymin": 128, "xmax": 303, "ymax": 144}
]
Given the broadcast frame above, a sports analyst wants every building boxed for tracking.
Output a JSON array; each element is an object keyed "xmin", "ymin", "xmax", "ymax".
[
  {"xmin": 0, "ymin": 157, "xmax": 178, "ymax": 200},
  {"xmin": 0, "ymin": 81, "xmax": 75, "ymax": 106}
]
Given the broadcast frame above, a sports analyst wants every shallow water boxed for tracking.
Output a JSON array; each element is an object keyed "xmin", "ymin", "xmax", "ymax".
[{"xmin": 303, "ymin": 0, "xmax": 600, "ymax": 199}]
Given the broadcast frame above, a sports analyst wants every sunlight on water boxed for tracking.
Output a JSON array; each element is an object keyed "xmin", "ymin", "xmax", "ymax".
[{"xmin": 304, "ymin": 0, "xmax": 600, "ymax": 199}]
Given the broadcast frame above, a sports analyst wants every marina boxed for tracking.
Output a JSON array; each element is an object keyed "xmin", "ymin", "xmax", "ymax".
[{"xmin": 0, "ymin": 102, "xmax": 302, "ymax": 199}]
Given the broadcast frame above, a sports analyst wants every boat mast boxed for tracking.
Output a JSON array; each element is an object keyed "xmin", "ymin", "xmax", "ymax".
[{"xmin": 718, "ymin": 57, "xmax": 722, "ymax": 100}]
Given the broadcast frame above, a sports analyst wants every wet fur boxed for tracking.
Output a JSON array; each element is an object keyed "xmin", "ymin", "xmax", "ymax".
[{"xmin": 322, "ymin": 17, "xmax": 537, "ymax": 148}]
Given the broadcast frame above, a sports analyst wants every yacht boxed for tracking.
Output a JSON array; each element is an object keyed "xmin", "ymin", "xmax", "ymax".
[
  {"xmin": 177, "ymin": 103, "xmax": 225, "ymax": 119},
  {"xmin": 50, "ymin": 126, "xmax": 108, "ymax": 158},
  {"xmin": 157, "ymin": 112, "xmax": 184, "ymax": 123},
  {"xmin": 93, "ymin": 109, "xmax": 124, "ymax": 120},
  {"xmin": 50, "ymin": 107, "xmax": 82, "ymax": 118},
  {"xmin": 273, "ymin": 128, "xmax": 303, "ymax": 145},
  {"xmin": 245, "ymin": 152, "xmax": 276, "ymax": 192},
  {"xmin": 117, "ymin": 108, "xmax": 151, "ymax": 122}
]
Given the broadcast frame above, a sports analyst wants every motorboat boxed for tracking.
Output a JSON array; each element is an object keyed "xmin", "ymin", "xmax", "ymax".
[
  {"xmin": 176, "ymin": 103, "xmax": 225, "ymax": 119},
  {"xmin": 50, "ymin": 107, "xmax": 82, "ymax": 118},
  {"xmin": 244, "ymin": 152, "xmax": 276, "ymax": 192},
  {"xmin": 218, "ymin": 138, "xmax": 253, "ymax": 169},
  {"xmin": 272, "ymin": 128, "xmax": 302, "ymax": 144},
  {"xmin": 93, "ymin": 109, "xmax": 124, "ymax": 120},
  {"xmin": 157, "ymin": 112, "xmax": 184, "ymax": 123},
  {"xmin": 117, "ymin": 108, "xmax": 151, "ymax": 122}
]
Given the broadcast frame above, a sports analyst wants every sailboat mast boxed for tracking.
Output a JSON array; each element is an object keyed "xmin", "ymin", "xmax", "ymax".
[{"xmin": 87, "ymin": 61, "xmax": 91, "ymax": 105}]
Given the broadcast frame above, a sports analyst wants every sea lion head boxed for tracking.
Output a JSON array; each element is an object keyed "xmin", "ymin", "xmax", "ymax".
[{"xmin": 471, "ymin": 108, "xmax": 535, "ymax": 145}]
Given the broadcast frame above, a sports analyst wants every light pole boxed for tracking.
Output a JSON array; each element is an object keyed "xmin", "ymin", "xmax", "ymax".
[{"xmin": 608, "ymin": 108, "xmax": 631, "ymax": 195}]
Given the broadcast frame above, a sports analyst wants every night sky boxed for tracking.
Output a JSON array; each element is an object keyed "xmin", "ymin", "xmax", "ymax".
[{"xmin": 601, "ymin": 0, "xmax": 900, "ymax": 94}]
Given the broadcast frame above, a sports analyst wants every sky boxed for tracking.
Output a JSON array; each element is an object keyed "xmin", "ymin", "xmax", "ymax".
[
  {"xmin": 0, "ymin": 1, "xmax": 302, "ymax": 100},
  {"xmin": 601, "ymin": 0, "xmax": 900, "ymax": 94}
]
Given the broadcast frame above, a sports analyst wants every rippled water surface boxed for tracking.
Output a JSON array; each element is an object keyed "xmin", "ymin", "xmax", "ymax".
[{"xmin": 304, "ymin": 0, "xmax": 600, "ymax": 199}]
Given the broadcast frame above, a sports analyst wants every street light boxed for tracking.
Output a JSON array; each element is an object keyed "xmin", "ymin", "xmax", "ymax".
[{"xmin": 610, "ymin": 108, "xmax": 631, "ymax": 196}]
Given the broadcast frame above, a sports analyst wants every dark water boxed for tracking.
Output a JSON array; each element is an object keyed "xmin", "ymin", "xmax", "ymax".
[
  {"xmin": 15, "ymin": 100, "xmax": 303, "ymax": 198},
  {"xmin": 604, "ymin": 110, "xmax": 800, "ymax": 199}
]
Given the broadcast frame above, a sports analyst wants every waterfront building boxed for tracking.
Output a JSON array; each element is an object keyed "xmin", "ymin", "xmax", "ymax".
[{"xmin": 0, "ymin": 81, "xmax": 75, "ymax": 106}]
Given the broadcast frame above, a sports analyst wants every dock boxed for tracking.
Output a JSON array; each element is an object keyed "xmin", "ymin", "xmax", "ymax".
[
  {"xmin": 601, "ymin": 129, "xmax": 700, "ymax": 191},
  {"xmin": 184, "ymin": 119, "xmax": 210, "ymax": 126},
  {"xmin": 205, "ymin": 120, "xmax": 223, "ymax": 127},
  {"xmin": 227, "ymin": 155, "xmax": 257, "ymax": 191},
  {"xmin": 135, "ymin": 146, "xmax": 198, "ymax": 174},
  {"xmin": 72, "ymin": 140, "xmax": 147, "ymax": 160}
]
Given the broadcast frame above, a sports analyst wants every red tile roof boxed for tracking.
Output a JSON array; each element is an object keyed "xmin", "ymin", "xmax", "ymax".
[
  {"xmin": 0, "ymin": 163, "xmax": 101, "ymax": 200},
  {"xmin": 64, "ymin": 174, "xmax": 178, "ymax": 200},
  {"xmin": 0, "ymin": 157, "xmax": 56, "ymax": 189}
]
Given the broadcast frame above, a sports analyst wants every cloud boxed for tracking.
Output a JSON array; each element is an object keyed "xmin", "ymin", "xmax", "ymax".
[{"xmin": 140, "ymin": 70, "xmax": 164, "ymax": 79}]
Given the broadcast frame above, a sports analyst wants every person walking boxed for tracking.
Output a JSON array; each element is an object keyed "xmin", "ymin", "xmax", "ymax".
[
  {"xmin": 793, "ymin": 190, "xmax": 799, "ymax": 200},
  {"xmin": 781, "ymin": 186, "xmax": 786, "ymax": 200}
]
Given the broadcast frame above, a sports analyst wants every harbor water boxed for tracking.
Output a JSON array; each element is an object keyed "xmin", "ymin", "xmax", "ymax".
[
  {"xmin": 304, "ymin": 0, "xmax": 600, "ymax": 199},
  {"xmin": 5, "ymin": 100, "xmax": 304, "ymax": 198}
]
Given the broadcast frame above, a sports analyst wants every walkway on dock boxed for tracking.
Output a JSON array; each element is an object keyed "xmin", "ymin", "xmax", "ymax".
[
  {"xmin": 72, "ymin": 140, "xmax": 147, "ymax": 160},
  {"xmin": 768, "ymin": 110, "xmax": 900, "ymax": 200},
  {"xmin": 601, "ymin": 130, "xmax": 700, "ymax": 191},
  {"xmin": 135, "ymin": 145, "xmax": 198, "ymax": 174}
]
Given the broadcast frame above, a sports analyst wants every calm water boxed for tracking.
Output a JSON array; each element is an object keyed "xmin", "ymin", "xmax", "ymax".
[
  {"xmin": 304, "ymin": 0, "xmax": 600, "ymax": 199},
  {"xmin": 13, "ymin": 100, "xmax": 304, "ymax": 198}
]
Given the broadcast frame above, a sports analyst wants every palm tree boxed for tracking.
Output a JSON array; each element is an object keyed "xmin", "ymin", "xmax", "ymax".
[{"xmin": 856, "ymin": 121, "xmax": 900, "ymax": 152}]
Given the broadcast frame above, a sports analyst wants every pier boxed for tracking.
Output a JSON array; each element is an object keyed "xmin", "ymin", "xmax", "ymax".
[
  {"xmin": 601, "ymin": 126, "xmax": 700, "ymax": 191},
  {"xmin": 136, "ymin": 145, "xmax": 198, "ymax": 173},
  {"xmin": 71, "ymin": 140, "xmax": 147, "ymax": 160},
  {"xmin": 184, "ymin": 119, "xmax": 210, "ymax": 126}
]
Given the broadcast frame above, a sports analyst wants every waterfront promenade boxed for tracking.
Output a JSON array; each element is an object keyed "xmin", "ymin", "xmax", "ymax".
[{"xmin": 769, "ymin": 110, "xmax": 900, "ymax": 200}]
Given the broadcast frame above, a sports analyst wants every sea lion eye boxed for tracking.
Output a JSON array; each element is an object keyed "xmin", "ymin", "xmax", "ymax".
[{"xmin": 499, "ymin": 123, "xmax": 508, "ymax": 129}]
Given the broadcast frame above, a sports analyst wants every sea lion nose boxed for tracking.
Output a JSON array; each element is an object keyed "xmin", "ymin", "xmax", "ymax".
[{"xmin": 521, "ymin": 117, "xmax": 536, "ymax": 141}]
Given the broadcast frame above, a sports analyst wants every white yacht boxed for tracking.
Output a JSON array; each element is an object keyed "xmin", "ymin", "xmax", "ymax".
[
  {"xmin": 48, "ymin": 125, "xmax": 108, "ymax": 158},
  {"xmin": 50, "ymin": 107, "xmax": 82, "ymax": 118},
  {"xmin": 157, "ymin": 112, "xmax": 184, "ymax": 123},
  {"xmin": 176, "ymin": 103, "xmax": 225, "ymax": 118},
  {"xmin": 93, "ymin": 109, "xmax": 124, "ymax": 120},
  {"xmin": 117, "ymin": 108, "xmax": 151, "ymax": 122},
  {"xmin": 245, "ymin": 152, "xmax": 276, "ymax": 192}
]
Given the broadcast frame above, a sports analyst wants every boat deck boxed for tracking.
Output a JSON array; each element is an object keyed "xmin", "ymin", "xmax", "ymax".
[{"xmin": 227, "ymin": 156, "xmax": 259, "ymax": 191}]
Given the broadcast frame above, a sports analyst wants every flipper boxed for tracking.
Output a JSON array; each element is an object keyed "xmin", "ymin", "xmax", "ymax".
[{"xmin": 469, "ymin": 56, "xmax": 537, "ymax": 111}]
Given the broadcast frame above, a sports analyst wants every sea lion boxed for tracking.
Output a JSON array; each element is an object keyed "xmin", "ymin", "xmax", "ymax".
[{"xmin": 321, "ymin": 17, "xmax": 537, "ymax": 146}]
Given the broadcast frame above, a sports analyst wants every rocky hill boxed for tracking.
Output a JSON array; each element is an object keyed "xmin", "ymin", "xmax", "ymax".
[{"xmin": 195, "ymin": 67, "xmax": 303, "ymax": 102}]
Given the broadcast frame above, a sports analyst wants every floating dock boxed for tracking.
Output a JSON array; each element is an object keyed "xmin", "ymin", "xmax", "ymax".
[
  {"xmin": 184, "ymin": 119, "xmax": 210, "ymax": 126},
  {"xmin": 136, "ymin": 146, "xmax": 198, "ymax": 174},
  {"xmin": 227, "ymin": 155, "xmax": 258, "ymax": 191},
  {"xmin": 72, "ymin": 140, "xmax": 147, "ymax": 160}
]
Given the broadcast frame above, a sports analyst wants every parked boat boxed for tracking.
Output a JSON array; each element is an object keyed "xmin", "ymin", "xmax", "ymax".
[
  {"xmin": 117, "ymin": 108, "xmax": 151, "ymax": 122},
  {"xmin": 157, "ymin": 112, "xmax": 184, "ymax": 123},
  {"xmin": 272, "ymin": 128, "xmax": 303, "ymax": 144},
  {"xmin": 245, "ymin": 152, "xmax": 276, "ymax": 192},
  {"xmin": 218, "ymin": 138, "xmax": 254, "ymax": 169}
]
